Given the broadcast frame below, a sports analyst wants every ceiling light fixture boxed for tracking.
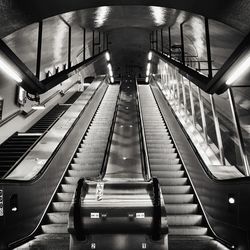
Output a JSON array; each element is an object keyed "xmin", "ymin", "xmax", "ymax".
[
  {"xmin": 226, "ymin": 56, "xmax": 250, "ymax": 86},
  {"xmin": 0, "ymin": 59, "xmax": 22, "ymax": 83}
]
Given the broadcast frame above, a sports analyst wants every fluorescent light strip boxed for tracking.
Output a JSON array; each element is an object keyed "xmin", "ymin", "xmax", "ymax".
[
  {"xmin": 147, "ymin": 63, "xmax": 151, "ymax": 71},
  {"xmin": 148, "ymin": 51, "xmax": 152, "ymax": 61},
  {"xmin": 32, "ymin": 104, "xmax": 45, "ymax": 110},
  {"xmin": 145, "ymin": 76, "xmax": 149, "ymax": 83},
  {"xmin": 226, "ymin": 56, "xmax": 250, "ymax": 85},
  {"xmin": 110, "ymin": 76, "xmax": 114, "ymax": 83},
  {"xmin": 107, "ymin": 63, "xmax": 112, "ymax": 71},
  {"xmin": 105, "ymin": 52, "xmax": 110, "ymax": 61},
  {"xmin": 0, "ymin": 59, "xmax": 22, "ymax": 83}
]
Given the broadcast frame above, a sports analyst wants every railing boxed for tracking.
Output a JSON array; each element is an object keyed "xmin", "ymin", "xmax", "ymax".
[
  {"xmin": 152, "ymin": 63, "xmax": 250, "ymax": 179},
  {"xmin": 135, "ymin": 78, "xmax": 152, "ymax": 181}
]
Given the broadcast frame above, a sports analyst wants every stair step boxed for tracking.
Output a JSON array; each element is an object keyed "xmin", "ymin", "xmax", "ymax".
[
  {"xmin": 60, "ymin": 184, "xmax": 77, "ymax": 193},
  {"xmin": 149, "ymin": 148, "xmax": 176, "ymax": 153},
  {"xmin": 47, "ymin": 213, "xmax": 68, "ymax": 224},
  {"xmin": 161, "ymin": 185, "xmax": 191, "ymax": 194},
  {"xmin": 163, "ymin": 194, "xmax": 194, "ymax": 203},
  {"xmin": 67, "ymin": 169, "xmax": 100, "ymax": 177},
  {"xmin": 169, "ymin": 226, "xmax": 208, "ymax": 236},
  {"xmin": 167, "ymin": 215, "xmax": 203, "ymax": 226},
  {"xmin": 41, "ymin": 224, "xmax": 68, "ymax": 234},
  {"xmin": 150, "ymin": 158, "xmax": 180, "ymax": 165},
  {"xmin": 149, "ymin": 164, "xmax": 182, "ymax": 171},
  {"xmin": 73, "ymin": 158, "xmax": 103, "ymax": 164},
  {"xmin": 52, "ymin": 202, "xmax": 71, "ymax": 212},
  {"xmin": 166, "ymin": 204, "xmax": 198, "ymax": 214},
  {"xmin": 56, "ymin": 193, "xmax": 74, "ymax": 202},
  {"xmin": 148, "ymin": 152, "xmax": 178, "ymax": 159},
  {"xmin": 152, "ymin": 171, "xmax": 185, "ymax": 178},
  {"xmin": 158, "ymin": 177, "xmax": 188, "ymax": 185}
]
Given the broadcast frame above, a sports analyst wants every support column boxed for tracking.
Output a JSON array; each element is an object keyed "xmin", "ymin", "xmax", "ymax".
[
  {"xmin": 210, "ymin": 95, "xmax": 225, "ymax": 165},
  {"xmin": 228, "ymin": 88, "xmax": 250, "ymax": 176},
  {"xmin": 168, "ymin": 27, "xmax": 172, "ymax": 58},
  {"xmin": 180, "ymin": 23, "xmax": 185, "ymax": 65},
  {"xmin": 197, "ymin": 87, "xmax": 208, "ymax": 144},
  {"xmin": 36, "ymin": 21, "xmax": 43, "ymax": 80},
  {"xmin": 83, "ymin": 28, "xmax": 86, "ymax": 61},
  {"xmin": 205, "ymin": 18, "xmax": 213, "ymax": 79}
]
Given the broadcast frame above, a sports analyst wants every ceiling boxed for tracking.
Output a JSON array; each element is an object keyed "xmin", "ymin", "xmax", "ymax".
[{"xmin": 0, "ymin": 2, "xmax": 249, "ymax": 81}]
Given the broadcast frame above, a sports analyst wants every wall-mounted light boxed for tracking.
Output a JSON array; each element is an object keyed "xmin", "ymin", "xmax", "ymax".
[
  {"xmin": 228, "ymin": 197, "xmax": 235, "ymax": 204},
  {"xmin": 105, "ymin": 52, "xmax": 110, "ymax": 61},
  {"xmin": 148, "ymin": 51, "xmax": 152, "ymax": 61},
  {"xmin": 226, "ymin": 56, "xmax": 250, "ymax": 85},
  {"xmin": 0, "ymin": 58, "xmax": 22, "ymax": 83}
]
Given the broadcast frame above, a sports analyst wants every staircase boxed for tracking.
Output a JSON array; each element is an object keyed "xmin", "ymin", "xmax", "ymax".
[
  {"xmin": 16, "ymin": 85, "xmax": 119, "ymax": 249},
  {"xmin": 139, "ymin": 85, "xmax": 229, "ymax": 249}
]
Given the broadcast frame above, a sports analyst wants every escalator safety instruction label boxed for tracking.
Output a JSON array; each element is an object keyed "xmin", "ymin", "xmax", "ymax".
[
  {"xmin": 96, "ymin": 182, "xmax": 104, "ymax": 201},
  {"xmin": 0, "ymin": 190, "xmax": 3, "ymax": 216}
]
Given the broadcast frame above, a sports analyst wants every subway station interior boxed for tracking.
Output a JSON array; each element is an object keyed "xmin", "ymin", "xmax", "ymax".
[{"xmin": 1, "ymin": 0, "xmax": 250, "ymax": 249}]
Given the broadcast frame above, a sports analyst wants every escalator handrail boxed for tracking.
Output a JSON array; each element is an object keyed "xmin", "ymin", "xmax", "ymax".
[
  {"xmin": 0, "ymin": 77, "xmax": 107, "ymax": 184},
  {"xmin": 135, "ymin": 79, "xmax": 152, "ymax": 181},
  {"xmin": 99, "ymin": 82, "xmax": 121, "ymax": 179}
]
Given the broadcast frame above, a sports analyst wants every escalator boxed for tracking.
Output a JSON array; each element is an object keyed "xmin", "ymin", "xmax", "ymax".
[
  {"xmin": 68, "ymin": 79, "xmax": 168, "ymax": 249},
  {"xmin": 0, "ymin": 92, "xmax": 82, "ymax": 178},
  {"xmin": 139, "ymin": 84, "xmax": 228, "ymax": 249},
  {"xmin": 17, "ymin": 85, "xmax": 120, "ymax": 249}
]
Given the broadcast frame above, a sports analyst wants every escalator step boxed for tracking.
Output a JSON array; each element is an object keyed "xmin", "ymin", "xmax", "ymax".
[
  {"xmin": 47, "ymin": 212, "xmax": 68, "ymax": 224},
  {"xmin": 163, "ymin": 194, "xmax": 194, "ymax": 204},
  {"xmin": 150, "ymin": 171, "xmax": 185, "ymax": 178},
  {"xmin": 41, "ymin": 224, "xmax": 67, "ymax": 234},
  {"xmin": 166, "ymin": 204, "xmax": 198, "ymax": 214},
  {"xmin": 157, "ymin": 177, "xmax": 188, "ymax": 185},
  {"xmin": 161, "ymin": 185, "xmax": 191, "ymax": 194},
  {"xmin": 167, "ymin": 215, "xmax": 203, "ymax": 226},
  {"xmin": 169, "ymin": 226, "xmax": 208, "ymax": 235}
]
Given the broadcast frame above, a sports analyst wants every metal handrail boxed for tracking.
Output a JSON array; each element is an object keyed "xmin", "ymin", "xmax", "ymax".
[{"xmin": 135, "ymin": 79, "xmax": 152, "ymax": 181}]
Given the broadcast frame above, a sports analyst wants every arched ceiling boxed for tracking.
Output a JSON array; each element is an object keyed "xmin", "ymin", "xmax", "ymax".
[
  {"xmin": 0, "ymin": 2, "xmax": 247, "ymax": 82},
  {"xmin": 1, "ymin": 0, "xmax": 250, "ymax": 38}
]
